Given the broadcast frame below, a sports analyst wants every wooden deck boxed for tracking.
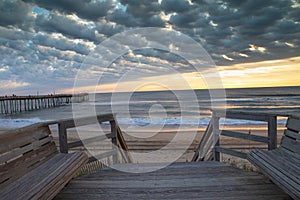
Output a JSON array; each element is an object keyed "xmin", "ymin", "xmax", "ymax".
[{"xmin": 55, "ymin": 162, "xmax": 290, "ymax": 200}]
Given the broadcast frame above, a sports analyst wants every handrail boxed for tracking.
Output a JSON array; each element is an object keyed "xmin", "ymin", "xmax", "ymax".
[
  {"xmin": 192, "ymin": 110, "xmax": 279, "ymax": 162},
  {"xmin": 192, "ymin": 120, "xmax": 213, "ymax": 161},
  {"xmin": 53, "ymin": 114, "xmax": 132, "ymax": 164}
]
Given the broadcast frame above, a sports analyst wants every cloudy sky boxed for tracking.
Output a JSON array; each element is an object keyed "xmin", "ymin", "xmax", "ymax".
[{"xmin": 0, "ymin": 0, "xmax": 300, "ymax": 95}]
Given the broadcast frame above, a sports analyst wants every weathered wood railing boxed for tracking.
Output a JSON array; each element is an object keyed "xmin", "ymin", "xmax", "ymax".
[
  {"xmin": 192, "ymin": 110, "xmax": 279, "ymax": 162},
  {"xmin": 53, "ymin": 114, "xmax": 132, "ymax": 165}
]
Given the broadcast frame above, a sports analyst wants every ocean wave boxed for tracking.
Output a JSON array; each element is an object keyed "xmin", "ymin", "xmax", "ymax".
[
  {"xmin": 103, "ymin": 117, "xmax": 287, "ymax": 126},
  {"xmin": 0, "ymin": 117, "xmax": 287, "ymax": 130},
  {"xmin": 0, "ymin": 118, "xmax": 48, "ymax": 130}
]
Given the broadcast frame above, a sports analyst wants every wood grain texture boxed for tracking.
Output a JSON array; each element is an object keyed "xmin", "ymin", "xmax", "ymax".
[
  {"xmin": 0, "ymin": 152, "xmax": 88, "ymax": 200},
  {"xmin": 0, "ymin": 125, "xmax": 51, "ymax": 154},
  {"xmin": 55, "ymin": 162, "xmax": 289, "ymax": 200},
  {"xmin": 0, "ymin": 124, "xmax": 88, "ymax": 200},
  {"xmin": 280, "ymin": 136, "xmax": 300, "ymax": 154},
  {"xmin": 248, "ymin": 117, "xmax": 300, "ymax": 199},
  {"xmin": 192, "ymin": 119, "xmax": 212, "ymax": 161},
  {"xmin": 284, "ymin": 129, "xmax": 300, "ymax": 140},
  {"xmin": 0, "ymin": 142, "xmax": 57, "ymax": 187},
  {"xmin": 220, "ymin": 130, "xmax": 268, "ymax": 143},
  {"xmin": 248, "ymin": 149, "xmax": 300, "ymax": 199},
  {"xmin": 286, "ymin": 117, "xmax": 300, "ymax": 132}
]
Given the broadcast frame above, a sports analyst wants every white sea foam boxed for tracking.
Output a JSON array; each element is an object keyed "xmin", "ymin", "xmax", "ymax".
[
  {"xmin": 0, "ymin": 117, "xmax": 287, "ymax": 130},
  {"xmin": 0, "ymin": 118, "xmax": 48, "ymax": 130},
  {"xmin": 102, "ymin": 117, "xmax": 287, "ymax": 126}
]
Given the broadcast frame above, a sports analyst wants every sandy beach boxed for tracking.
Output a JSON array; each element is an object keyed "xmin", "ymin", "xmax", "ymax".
[
  {"xmin": 22, "ymin": 123, "xmax": 283, "ymax": 166},
  {"xmin": 0, "ymin": 119, "xmax": 287, "ymax": 170}
]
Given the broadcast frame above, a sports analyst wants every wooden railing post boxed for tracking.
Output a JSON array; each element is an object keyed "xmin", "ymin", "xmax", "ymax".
[
  {"xmin": 268, "ymin": 116, "xmax": 277, "ymax": 150},
  {"xmin": 110, "ymin": 120, "xmax": 119, "ymax": 164},
  {"xmin": 58, "ymin": 123, "xmax": 68, "ymax": 153},
  {"xmin": 212, "ymin": 113, "xmax": 220, "ymax": 162}
]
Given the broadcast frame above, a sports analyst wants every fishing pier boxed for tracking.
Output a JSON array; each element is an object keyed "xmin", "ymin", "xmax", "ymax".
[{"xmin": 0, "ymin": 93, "xmax": 89, "ymax": 114}]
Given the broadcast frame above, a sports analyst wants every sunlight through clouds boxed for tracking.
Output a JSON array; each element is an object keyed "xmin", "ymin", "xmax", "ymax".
[
  {"xmin": 0, "ymin": 0, "xmax": 299, "ymax": 93},
  {"xmin": 249, "ymin": 44, "xmax": 267, "ymax": 53},
  {"xmin": 222, "ymin": 54, "xmax": 234, "ymax": 61}
]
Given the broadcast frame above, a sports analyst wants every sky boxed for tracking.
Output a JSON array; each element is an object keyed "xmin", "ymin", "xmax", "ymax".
[{"xmin": 0, "ymin": 0, "xmax": 300, "ymax": 95}]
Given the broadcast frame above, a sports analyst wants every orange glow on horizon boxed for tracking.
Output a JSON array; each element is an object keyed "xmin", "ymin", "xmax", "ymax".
[{"xmin": 62, "ymin": 56, "xmax": 300, "ymax": 93}]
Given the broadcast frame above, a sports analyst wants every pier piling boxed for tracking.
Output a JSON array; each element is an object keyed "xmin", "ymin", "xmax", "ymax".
[{"xmin": 0, "ymin": 93, "xmax": 89, "ymax": 115}]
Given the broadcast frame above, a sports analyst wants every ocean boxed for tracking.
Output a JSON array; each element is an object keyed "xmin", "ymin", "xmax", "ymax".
[{"xmin": 1, "ymin": 86, "xmax": 300, "ymax": 130}]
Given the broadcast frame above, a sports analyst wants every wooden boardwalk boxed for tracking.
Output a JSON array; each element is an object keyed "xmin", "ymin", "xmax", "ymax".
[{"xmin": 55, "ymin": 162, "xmax": 290, "ymax": 200}]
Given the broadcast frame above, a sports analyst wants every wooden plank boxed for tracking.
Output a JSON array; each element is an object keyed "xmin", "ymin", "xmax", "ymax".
[
  {"xmin": 280, "ymin": 136, "xmax": 300, "ymax": 154},
  {"xmin": 110, "ymin": 120, "xmax": 118, "ymax": 164},
  {"xmin": 1, "ymin": 152, "xmax": 88, "ymax": 199},
  {"xmin": 0, "ymin": 125, "xmax": 51, "ymax": 154},
  {"xmin": 213, "ymin": 140, "xmax": 220, "ymax": 161},
  {"xmin": 251, "ymin": 150, "xmax": 300, "ymax": 183},
  {"xmin": 38, "ymin": 152, "xmax": 88, "ymax": 200},
  {"xmin": 0, "ymin": 123, "xmax": 46, "ymax": 140},
  {"xmin": 67, "ymin": 175, "xmax": 270, "ymax": 189},
  {"xmin": 213, "ymin": 110, "xmax": 270, "ymax": 122},
  {"xmin": 55, "ymin": 162, "xmax": 289, "ymax": 200},
  {"xmin": 286, "ymin": 117, "xmax": 300, "ymax": 132},
  {"xmin": 284, "ymin": 129, "xmax": 300, "ymax": 140},
  {"xmin": 193, "ymin": 129, "xmax": 215, "ymax": 161},
  {"xmin": 0, "ymin": 143, "xmax": 57, "ymax": 187},
  {"xmin": 68, "ymin": 133, "xmax": 112, "ymax": 149},
  {"xmin": 58, "ymin": 114, "xmax": 114, "ymax": 129},
  {"xmin": 268, "ymin": 116, "xmax": 277, "ymax": 150},
  {"xmin": 55, "ymin": 193, "xmax": 290, "ymax": 200},
  {"xmin": 221, "ymin": 130, "xmax": 268, "ymax": 143},
  {"xmin": 272, "ymin": 148, "xmax": 300, "ymax": 166},
  {"xmin": 58, "ymin": 123, "xmax": 68, "ymax": 153},
  {"xmin": 249, "ymin": 150, "xmax": 300, "ymax": 195},
  {"xmin": 118, "ymin": 147, "xmax": 130, "ymax": 163},
  {"xmin": 192, "ymin": 119, "xmax": 212, "ymax": 161},
  {"xmin": 1, "ymin": 154, "xmax": 67, "ymax": 196},
  {"xmin": 248, "ymin": 150, "xmax": 300, "ymax": 199},
  {"xmin": 268, "ymin": 150, "xmax": 300, "ymax": 173},
  {"xmin": 202, "ymin": 133, "xmax": 214, "ymax": 161},
  {"xmin": 116, "ymin": 125, "xmax": 133, "ymax": 163},
  {"xmin": 214, "ymin": 147, "xmax": 247, "ymax": 159},
  {"xmin": 22, "ymin": 153, "xmax": 84, "ymax": 199},
  {"xmin": 212, "ymin": 116, "xmax": 220, "ymax": 161},
  {"xmin": 0, "ymin": 136, "xmax": 53, "ymax": 164},
  {"xmin": 78, "ymin": 167, "xmax": 261, "ymax": 181}
]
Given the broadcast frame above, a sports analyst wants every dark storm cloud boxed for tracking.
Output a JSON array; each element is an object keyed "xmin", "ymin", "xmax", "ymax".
[
  {"xmin": 171, "ymin": 0, "xmax": 300, "ymax": 65},
  {"xmin": 112, "ymin": 0, "xmax": 165, "ymax": 27},
  {"xmin": 35, "ymin": 12, "xmax": 97, "ymax": 42},
  {"xmin": 31, "ymin": 33, "xmax": 92, "ymax": 55},
  {"xmin": 107, "ymin": 8, "xmax": 139, "ymax": 27},
  {"xmin": 23, "ymin": 0, "xmax": 114, "ymax": 20},
  {"xmin": 0, "ymin": 0, "xmax": 34, "ymax": 29},
  {"xmin": 161, "ymin": 0, "xmax": 192, "ymax": 13},
  {"xmin": 0, "ymin": 0, "xmax": 299, "ymax": 93}
]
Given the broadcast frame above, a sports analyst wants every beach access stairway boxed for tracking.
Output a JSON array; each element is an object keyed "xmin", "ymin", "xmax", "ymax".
[
  {"xmin": 0, "ymin": 123, "xmax": 88, "ymax": 200},
  {"xmin": 54, "ymin": 112, "xmax": 288, "ymax": 200},
  {"xmin": 248, "ymin": 116, "xmax": 300, "ymax": 199},
  {"xmin": 0, "ymin": 112, "xmax": 295, "ymax": 199}
]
